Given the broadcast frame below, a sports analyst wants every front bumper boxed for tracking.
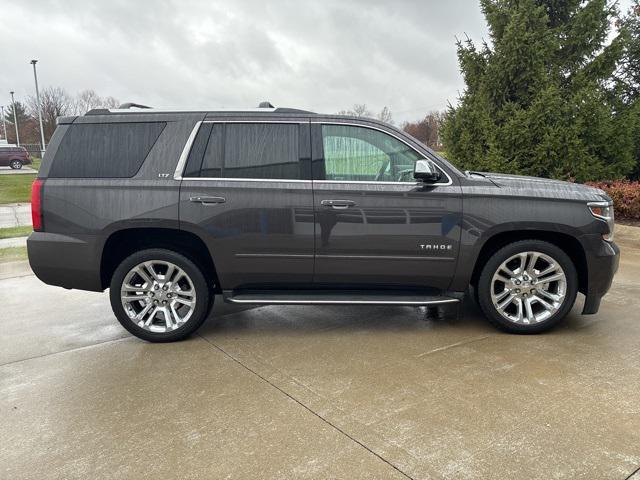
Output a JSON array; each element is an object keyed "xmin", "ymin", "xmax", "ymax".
[{"xmin": 580, "ymin": 234, "xmax": 619, "ymax": 314}]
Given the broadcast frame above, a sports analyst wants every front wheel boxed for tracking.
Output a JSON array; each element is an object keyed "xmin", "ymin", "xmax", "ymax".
[
  {"xmin": 477, "ymin": 240, "xmax": 578, "ymax": 334},
  {"xmin": 109, "ymin": 248, "xmax": 211, "ymax": 342},
  {"xmin": 10, "ymin": 159, "xmax": 23, "ymax": 169}
]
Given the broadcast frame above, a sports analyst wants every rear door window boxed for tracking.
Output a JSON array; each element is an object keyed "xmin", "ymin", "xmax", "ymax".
[
  {"xmin": 49, "ymin": 122, "xmax": 165, "ymax": 178},
  {"xmin": 183, "ymin": 122, "xmax": 301, "ymax": 180}
]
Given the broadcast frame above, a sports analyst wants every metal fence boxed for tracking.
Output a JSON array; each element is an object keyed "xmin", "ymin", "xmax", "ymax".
[{"xmin": 20, "ymin": 144, "xmax": 45, "ymax": 157}]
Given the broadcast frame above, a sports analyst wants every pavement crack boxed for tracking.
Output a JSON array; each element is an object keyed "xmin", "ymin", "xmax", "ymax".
[
  {"xmin": 197, "ymin": 334, "xmax": 417, "ymax": 480},
  {"xmin": 624, "ymin": 465, "xmax": 640, "ymax": 480},
  {"xmin": 0, "ymin": 337, "xmax": 130, "ymax": 369},
  {"xmin": 416, "ymin": 335, "xmax": 490, "ymax": 358}
]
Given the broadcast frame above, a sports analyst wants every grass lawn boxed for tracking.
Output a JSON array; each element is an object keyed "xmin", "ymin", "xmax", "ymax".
[
  {"xmin": 0, "ymin": 246, "xmax": 27, "ymax": 262},
  {"xmin": 0, "ymin": 226, "xmax": 32, "ymax": 239},
  {"xmin": 0, "ymin": 174, "xmax": 35, "ymax": 204}
]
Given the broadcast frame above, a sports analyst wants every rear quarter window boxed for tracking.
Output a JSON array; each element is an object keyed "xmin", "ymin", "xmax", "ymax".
[{"xmin": 49, "ymin": 122, "xmax": 166, "ymax": 178}]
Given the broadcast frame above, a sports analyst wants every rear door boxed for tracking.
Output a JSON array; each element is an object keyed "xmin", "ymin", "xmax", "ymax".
[
  {"xmin": 311, "ymin": 121, "xmax": 462, "ymax": 290},
  {"xmin": 178, "ymin": 119, "xmax": 314, "ymax": 290}
]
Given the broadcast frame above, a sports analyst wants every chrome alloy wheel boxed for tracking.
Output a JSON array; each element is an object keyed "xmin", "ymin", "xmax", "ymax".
[
  {"xmin": 120, "ymin": 260, "xmax": 196, "ymax": 333},
  {"xmin": 490, "ymin": 251, "xmax": 567, "ymax": 325}
]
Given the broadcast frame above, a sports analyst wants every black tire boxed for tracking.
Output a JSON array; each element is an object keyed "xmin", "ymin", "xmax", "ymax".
[
  {"xmin": 109, "ymin": 248, "xmax": 211, "ymax": 342},
  {"xmin": 477, "ymin": 240, "xmax": 578, "ymax": 334},
  {"xmin": 10, "ymin": 159, "xmax": 22, "ymax": 170}
]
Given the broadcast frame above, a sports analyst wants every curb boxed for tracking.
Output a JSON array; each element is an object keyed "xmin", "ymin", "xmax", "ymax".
[{"xmin": 0, "ymin": 260, "xmax": 32, "ymax": 280}]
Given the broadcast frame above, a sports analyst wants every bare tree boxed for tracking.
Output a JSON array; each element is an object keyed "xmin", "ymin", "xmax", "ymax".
[
  {"xmin": 102, "ymin": 96, "xmax": 120, "ymax": 109},
  {"xmin": 338, "ymin": 104, "xmax": 394, "ymax": 124},
  {"xmin": 27, "ymin": 87, "xmax": 73, "ymax": 141},
  {"xmin": 402, "ymin": 111, "xmax": 444, "ymax": 149},
  {"xmin": 337, "ymin": 103, "xmax": 372, "ymax": 117},
  {"xmin": 25, "ymin": 87, "xmax": 120, "ymax": 143},
  {"xmin": 74, "ymin": 89, "xmax": 103, "ymax": 115},
  {"xmin": 377, "ymin": 106, "xmax": 393, "ymax": 124},
  {"xmin": 73, "ymin": 90, "xmax": 120, "ymax": 114}
]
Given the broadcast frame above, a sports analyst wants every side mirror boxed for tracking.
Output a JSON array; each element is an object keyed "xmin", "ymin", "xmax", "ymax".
[{"xmin": 414, "ymin": 159, "xmax": 442, "ymax": 183}]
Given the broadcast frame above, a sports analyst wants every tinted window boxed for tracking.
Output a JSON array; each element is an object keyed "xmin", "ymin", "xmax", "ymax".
[
  {"xmin": 183, "ymin": 123, "xmax": 213, "ymax": 177},
  {"xmin": 49, "ymin": 122, "xmax": 165, "ymax": 178},
  {"xmin": 199, "ymin": 124, "xmax": 225, "ymax": 177},
  {"xmin": 321, "ymin": 125, "xmax": 422, "ymax": 182},
  {"xmin": 184, "ymin": 123, "xmax": 300, "ymax": 180}
]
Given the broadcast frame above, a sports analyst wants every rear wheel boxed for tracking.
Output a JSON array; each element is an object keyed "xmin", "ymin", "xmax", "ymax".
[
  {"xmin": 477, "ymin": 240, "xmax": 577, "ymax": 333},
  {"xmin": 10, "ymin": 159, "xmax": 22, "ymax": 169},
  {"xmin": 109, "ymin": 248, "xmax": 211, "ymax": 342}
]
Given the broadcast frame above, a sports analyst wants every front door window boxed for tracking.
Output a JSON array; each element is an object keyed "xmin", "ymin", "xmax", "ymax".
[{"xmin": 321, "ymin": 124, "xmax": 423, "ymax": 182}]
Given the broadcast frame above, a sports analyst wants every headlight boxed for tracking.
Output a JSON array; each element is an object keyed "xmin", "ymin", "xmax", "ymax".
[{"xmin": 588, "ymin": 201, "xmax": 614, "ymax": 241}]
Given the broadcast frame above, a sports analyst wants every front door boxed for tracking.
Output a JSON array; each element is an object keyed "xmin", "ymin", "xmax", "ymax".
[
  {"xmin": 311, "ymin": 122, "xmax": 462, "ymax": 290},
  {"xmin": 179, "ymin": 120, "xmax": 314, "ymax": 290}
]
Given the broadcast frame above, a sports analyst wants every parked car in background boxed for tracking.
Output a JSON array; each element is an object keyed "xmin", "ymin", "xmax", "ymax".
[
  {"xmin": 0, "ymin": 144, "xmax": 32, "ymax": 169},
  {"xmin": 27, "ymin": 104, "xmax": 619, "ymax": 342}
]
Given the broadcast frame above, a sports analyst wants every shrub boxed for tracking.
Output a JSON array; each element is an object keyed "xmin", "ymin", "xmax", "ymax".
[{"xmin": 585, "ymin": 180, "xmax": 640, "ymax": 220}]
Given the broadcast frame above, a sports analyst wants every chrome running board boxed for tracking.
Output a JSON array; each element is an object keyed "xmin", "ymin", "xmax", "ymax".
[{"xmin": 224, "ymin": 290, "xmax": 459, "ymax": 306}]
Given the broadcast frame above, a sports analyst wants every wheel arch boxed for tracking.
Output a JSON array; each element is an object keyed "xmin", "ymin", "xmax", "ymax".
[
  {"xmin": 100, "ymin": 227, "xmax": 220, "ymax": 292},
  {"xmin": 469, "ymin": 230, "xmax": 588, "ymax": 295}
]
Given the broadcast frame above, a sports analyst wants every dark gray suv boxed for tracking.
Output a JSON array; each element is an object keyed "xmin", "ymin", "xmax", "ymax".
[{"xmin": 27, "ymin": 105, "xmax": 619, "ymax": 342}]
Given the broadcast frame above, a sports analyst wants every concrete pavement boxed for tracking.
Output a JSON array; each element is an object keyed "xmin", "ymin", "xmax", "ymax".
[
  {"xmin": 0, "ymin": 203, "xmax": 31, "ymax": 228},
  {"xmin": 0, "ymin": 236, "xmax": 27, "ymax": 248},
  {"xmin": 0, "ymin": 166, "xmax": 37, "ymax": 175},
  {"xmin": 1, "ymin": 226, "xmax": 639, "ymax": 479}
]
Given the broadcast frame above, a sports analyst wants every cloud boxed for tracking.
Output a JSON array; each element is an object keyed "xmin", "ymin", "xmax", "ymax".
[{"xmin": 2, "ymin": 0, "xmax": 488, "ymax": 122}]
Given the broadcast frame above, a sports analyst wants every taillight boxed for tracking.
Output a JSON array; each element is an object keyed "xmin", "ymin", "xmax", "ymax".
[{"xmin": 31, "ymin": 178, "xmax": 44, "ymax": 231}]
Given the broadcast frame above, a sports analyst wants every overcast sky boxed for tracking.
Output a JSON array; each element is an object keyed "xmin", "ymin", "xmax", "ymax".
[{"xmin": 1, "ymin": 0, "xmax": 633, "ymax": 123}]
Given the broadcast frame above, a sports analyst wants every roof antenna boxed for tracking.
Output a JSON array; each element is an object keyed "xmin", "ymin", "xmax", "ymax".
[{"xmin": 258, "ymin": 101, "xmax": 274, "ymax": 108}]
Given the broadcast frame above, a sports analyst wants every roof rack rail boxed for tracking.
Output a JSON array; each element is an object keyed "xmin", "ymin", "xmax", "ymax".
[
  {"xmin": 118, "ymin": 102, "xmax": 152, "ymax": 109},
  {"xmin": 84, "ymin": 104, "xmax": 316, "ymax": 115}
]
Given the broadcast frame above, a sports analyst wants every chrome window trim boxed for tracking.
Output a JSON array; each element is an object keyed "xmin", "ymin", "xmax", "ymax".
[
  {"xmin": 314, "ymin": 180, "xmax": 424, "ymax": 186},
  {"xmin": 181, "ymin": 177, "xmax": 312, "ymax": 183},
  {"xmin": 174, "ymin": 119, "xmax": 453, "ymax": 186},
  {"xmin": 202, "ymin": 120, "xmax": 306, "ymax": 124},
  {"xmin": 109, "ymin": 107, "xmax": 279, "ymax": 114},
  {"xmin": 173, "ymin": 121, "xmax": 203, "ymax": 180},
  {"xmin": 313, "ymin": 121, "xmax": 453, "ymax": 187}
]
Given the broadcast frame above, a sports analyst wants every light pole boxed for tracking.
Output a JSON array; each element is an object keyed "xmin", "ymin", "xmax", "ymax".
[
  {"xmin": 0, "ymin": 106, "xmax": 7, "ymax": 142},
  {"xmin": 9, "ymin": 91, "xmax": 20, "ymax": 146},
  {"xmin": 31, "ymin": 60, "xmax": 46, "ymax": 157}
]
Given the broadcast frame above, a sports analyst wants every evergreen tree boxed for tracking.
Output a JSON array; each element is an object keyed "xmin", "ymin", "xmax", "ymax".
[
  {"xmin": 615, "ymin": 1, "xmax": 640, "ymax": 178},
  {"xmin": 4, "ymin": 101, "xmax": 35, "ymax": 145},
  {"xmin": 442, "ymin": 0, "xmax": 634, "ymax": 182}
]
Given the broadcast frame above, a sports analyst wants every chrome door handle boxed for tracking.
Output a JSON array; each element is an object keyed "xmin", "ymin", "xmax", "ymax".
[
  {"xmin": 321, "ymin": 199, "xmax": 356, "ymax": 209},
  {"xmin": 189, "ymin": 196, "xmax": 226, "ymax": 205}
]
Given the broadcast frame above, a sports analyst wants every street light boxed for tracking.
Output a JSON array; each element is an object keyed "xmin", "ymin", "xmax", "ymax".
[
  {"xmin": 0, "ymin": 106, "xmax": 7, "ymax": 142},
  {"xmin": 31, "ymin": 60, "xmax": 46, "ymax": 157},
  {"xmin": 9, "ymin": 91, "xmax": 20, "ymax": 146}
]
